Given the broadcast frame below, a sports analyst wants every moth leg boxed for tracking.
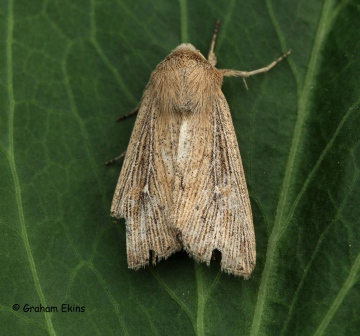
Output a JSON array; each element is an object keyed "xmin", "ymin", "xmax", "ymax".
[
  {"xmin": 220, "ymin": 50, "xmax": 291, "ymax": 78},
  {"xmin": 106, "ymin": 105, "xmax": 139, "ymax": 165},
  {"xmin": 116, "ymin": 105, "xmax": 139, "ymax": 122},
  {"xmin": 208, "ymin": 20, "xmax": 220, "ymax": 67},
  {"xmin": 105, "ymin": 151, "xmax": 126, "ymax": 166}
]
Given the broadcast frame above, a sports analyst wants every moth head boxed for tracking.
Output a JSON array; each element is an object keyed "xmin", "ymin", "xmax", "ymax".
[{"xmin": 173, "ymin": 43, "xmax": 206, "ymax": 59}]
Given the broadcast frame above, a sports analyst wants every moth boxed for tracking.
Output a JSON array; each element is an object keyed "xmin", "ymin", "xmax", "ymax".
[{"xmin": 110, "ymin": 22, "xmax": 290, "ymax": 278}]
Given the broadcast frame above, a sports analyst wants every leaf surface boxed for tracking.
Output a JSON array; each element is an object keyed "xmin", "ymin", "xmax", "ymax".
[{"xmin": 1, "ymin": 0, "xmax": 359, "ymax": 335}]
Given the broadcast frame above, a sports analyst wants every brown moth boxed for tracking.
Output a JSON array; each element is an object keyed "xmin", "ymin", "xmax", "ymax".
[{"xmin": 110, "ymin": 22, "xmax": 290, "ymax": 278}]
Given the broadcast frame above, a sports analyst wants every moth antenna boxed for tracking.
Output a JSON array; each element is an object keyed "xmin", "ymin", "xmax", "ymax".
[{"xmin": 208, "ymin": 20, "xmax": 220, "ymax": 66}]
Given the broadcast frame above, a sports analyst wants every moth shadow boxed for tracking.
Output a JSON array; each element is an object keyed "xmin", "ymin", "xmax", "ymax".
[
  {"xmin": 149, "ymin": 248, "xmax": 223, "ymax": 274},
  {"xmin": 210, "ymin": 249, "xmax": 222, "ymax": 269}
]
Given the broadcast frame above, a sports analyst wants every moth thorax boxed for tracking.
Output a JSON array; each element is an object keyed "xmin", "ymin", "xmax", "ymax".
[
  {"xmin": 175, "ymin": 67, "xmax": 207, "ymax": 114},
  {"xmin": 175, "ymin": 92, "xmax": 202, "ymax": 114}
]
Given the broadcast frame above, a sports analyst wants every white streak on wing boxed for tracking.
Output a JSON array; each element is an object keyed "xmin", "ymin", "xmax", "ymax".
[
  {"xmin": 177, "ymin": 119, "xmax": 190, "ymax": 163},
  {"xmin": 142, "ymin": 184, "xmax": 149, "ymax": 194},
  {"xmin": 139, "ymin": 206, "xmax": 147, "ymax": 240}
]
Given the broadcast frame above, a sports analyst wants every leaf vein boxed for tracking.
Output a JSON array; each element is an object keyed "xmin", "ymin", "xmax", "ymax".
[
  {"xmin": 150, "ymin": 268, "xmax": 196, "ymax": 333},
  {"xmin": 6, "ymin": 0, "xmax": 57, "ymax": 334},
  {"xmin": 250, "ymin": 1, "xmax": 339, "ymax": 334}
]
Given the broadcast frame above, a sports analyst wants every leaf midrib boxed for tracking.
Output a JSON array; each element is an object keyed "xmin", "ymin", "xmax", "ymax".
[{"xmin": 250, "ymin": 0, "xmax": 339, "ymax": 335}]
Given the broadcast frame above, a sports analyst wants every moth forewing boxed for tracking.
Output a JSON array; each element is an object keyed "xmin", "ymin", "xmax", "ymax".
[
  {"xmin": 172, "ymin": 81, "xmax": 255, "ymax": 278},
  {"xmin": 110, "ymin": 84, "xmax": 182, "ymax": 269},
  {"xmin": 110, "ymin": 25, "xmax": 290, "ymax": 278}
]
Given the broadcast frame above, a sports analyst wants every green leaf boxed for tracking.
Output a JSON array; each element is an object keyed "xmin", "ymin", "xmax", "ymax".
[{"xmin": 1, "ymin": 0, "xmax": 359, "ymax": 335}]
